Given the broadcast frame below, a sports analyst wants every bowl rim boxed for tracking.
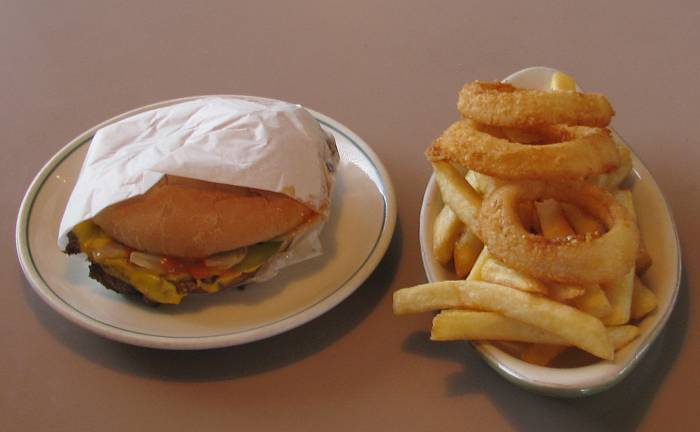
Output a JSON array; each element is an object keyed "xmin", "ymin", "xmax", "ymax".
[{"xmin": 418, "ymin": 66, "xmax": 682, "ymax": 396}]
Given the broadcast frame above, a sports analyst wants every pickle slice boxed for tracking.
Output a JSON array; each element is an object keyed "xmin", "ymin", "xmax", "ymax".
[{"xmin": 233, "ymin": 241, "xmax": 282, "ymax": 273}]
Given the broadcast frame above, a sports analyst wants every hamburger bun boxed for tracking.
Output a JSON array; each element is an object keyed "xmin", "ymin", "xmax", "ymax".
[{"xmin": 93, "ymin": 175, "xmax": 314, "ymax": 259}]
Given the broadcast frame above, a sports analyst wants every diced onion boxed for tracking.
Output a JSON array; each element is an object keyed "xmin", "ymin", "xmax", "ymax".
[
  {"xmin": 204, "ymin": 247, "xmax": 248, "ymax": 270},
  {"xmin": 93, "ymin": 241, "xmax": 130, "ymax": 259},
  {"xmin": 129, "ymin": 252, "xmax": 167, "ymax": 273}
]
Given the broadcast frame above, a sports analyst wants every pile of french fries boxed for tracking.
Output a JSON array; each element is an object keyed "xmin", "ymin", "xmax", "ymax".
[{"xmin": 394, "ymin": 73, "xmax": 658, "ymax": 366}]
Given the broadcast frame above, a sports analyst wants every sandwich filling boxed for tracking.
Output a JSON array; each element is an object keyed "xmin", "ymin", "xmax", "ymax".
[{"xmin": 65, "ymin": 220, "xmax": 284, "ymax": 304}]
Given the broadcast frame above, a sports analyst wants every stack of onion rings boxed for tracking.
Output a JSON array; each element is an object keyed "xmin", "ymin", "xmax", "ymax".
[
  {"xmin": 428, "ymin": 78, "xmax": 640, "ymax": 285},
  {"xmin": 428, "ymin": 80, "xmax": 620, "ymax": 181}
]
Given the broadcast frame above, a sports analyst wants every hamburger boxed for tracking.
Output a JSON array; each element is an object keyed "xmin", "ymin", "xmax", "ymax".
[{"xmin": 60, "ymin": 97, "xmax": 338, "ymax": 305}]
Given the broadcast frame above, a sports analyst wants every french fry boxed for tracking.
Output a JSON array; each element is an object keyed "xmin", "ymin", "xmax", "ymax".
[
  {"xmin": 453, "ymin": 229, "xmax": 483, "ymax": 278},
  {"xmin": 432, "ymin": 161, "xmax": 482, "ymax": 231},
  {"xmin": 465, "ymin": 170, "xmax": 505, "ymax": 196},
  {"xmin": 431, "ymin": 310, "xmax": 566, "ymax": 344},
  {"xmin": 491, "ymin": 341, "xmax": 528, "ymax": 357},
  {"xmin": 522, "ymin": 325, "xmax": 639, "ymax": 366},
  {"xmin": 432, "ymin": 205, "xmax": 464, "ymax": 265},
  {"xmin": 535, "ymin": 199, "xmax": 574, "ymax": 238},
  {"xmin": 557, "ymin": 201, "xmax": 610, "ymax": 315},
  {"xmin": 521, "ymin": 344, "xmax": 568, "ymax": 366},
  {"xmin": 591, "ymin": 190, "xmax": 640, "ymax": 325},
  {"xmin": 433, "ymin": 310, "xmax": 638, "ymax": 352},
  {"xmin": 548, "ymin": 283, "xmax": 586, "ymax": 301},
  {"xmin": 636, "ymin": 247, "xmax": 653, "ymax": 275},
  {"xmin": 392, "ymin": 280, "xmax": 613, "ymax": 359},
  {"xmin": 560, "ymin": 202, "xmax": 604, "ymax": 235},
  {"xmin": 467, "ymin": 247, "xmax": 548, "ymax": 294},
  {"xmin": 480, "ymin": 257, "xmax": 548, "ymax": 294},
  {"xmin": 631, "ymin": 276, "xmax": 657, "ymax": 320},
  {"xmin": 607, "ymin": 325, "xmax": 640, "ymax": 350},
  {"xmin": 535, "ymin": 199, "xmax": 593, "ymax": 303},
  {"xmin": 614, "ymin": 189, "xmax": 652, "ymax": 274},
  {"xmin": 571, "ymin": 284, "xmax": 612, "ymax": 319},
  {"xmin": 602, "ymin": 268, "xmax": 635, "ymax": 325},
  {"xmin": 466, "ymin": 247, "xmax": 490, "ymax": 281}
]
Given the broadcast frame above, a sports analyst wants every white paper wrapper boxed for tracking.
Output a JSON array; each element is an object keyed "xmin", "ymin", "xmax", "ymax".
[{"xmin": 59, "ymin": 96, "xmax": 339, "ymax": 280}]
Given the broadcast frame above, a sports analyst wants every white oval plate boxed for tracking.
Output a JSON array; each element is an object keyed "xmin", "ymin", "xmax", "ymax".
[
  {"xmin": 420, "ymin": 67, "xmax": 681, "ymax": 396},
  {"xmin": 16, "ymin": 96, "xmax": 396, "ymax": 350}
]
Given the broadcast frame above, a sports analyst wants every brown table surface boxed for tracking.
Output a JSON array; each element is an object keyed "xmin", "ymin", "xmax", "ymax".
[{"xmin": 3, "ymin": 1, "xmax": 699, "ymax": 431}]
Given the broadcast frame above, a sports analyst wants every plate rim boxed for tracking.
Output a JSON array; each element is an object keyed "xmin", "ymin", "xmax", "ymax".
[
  {"xmin": 16, "ymin": 95, "xmax": 397, "ymax": 350},
  {"xmin": 418, "ymin": 67, "xmax": 682, "ymax": 396}
]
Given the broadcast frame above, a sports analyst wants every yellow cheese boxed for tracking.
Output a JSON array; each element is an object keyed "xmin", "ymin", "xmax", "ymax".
[
  {"xmin": 70, "ymin": 220, "xmax": 281, "ymax": 304},
  {"xmin": 72, "ymin": 220, "xmax": 184, "ymax": 304}
]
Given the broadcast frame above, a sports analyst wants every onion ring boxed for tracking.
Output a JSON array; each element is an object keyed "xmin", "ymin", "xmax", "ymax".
[
  {"xmin": 458, "ymin": 81, "xmax": 614, "ymax": 128},
  {"xmin": 426, "ymin": 120, "xmax": 620, "ymax": 180},
  {"xmin": 589, "ymin": 143, "xmax": 632, "ymax": 189},
  {"xmin": 477, "ymin": 181, "xmax": 639, "ymax": 284}
]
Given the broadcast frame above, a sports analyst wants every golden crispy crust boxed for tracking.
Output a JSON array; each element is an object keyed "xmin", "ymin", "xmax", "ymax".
[
  {"xmin": 478, "ymin": 181, "xmax": 639, "ymax": 284},
  {"xmin": 458, "ymin": 81, "xmax": 614, "ymax": 128},
  {"xmin": 426, "ymin": 120, "xmax": 620, "ymax": 180},
  {"xmin": 93, "ymin": 176, "xmax": 314, "ymax": 259}
]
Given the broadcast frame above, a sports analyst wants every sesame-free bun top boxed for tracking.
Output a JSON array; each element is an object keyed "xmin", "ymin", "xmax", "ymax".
[{"xmin": 93, "ymin": 176, "xmax": 314, "ymax": 259}]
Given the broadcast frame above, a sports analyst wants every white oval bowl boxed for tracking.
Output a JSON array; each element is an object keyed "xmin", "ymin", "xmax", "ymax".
[{"xmin": 419, "ymin": 67, "xmax": 681, "ymax": 396}]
